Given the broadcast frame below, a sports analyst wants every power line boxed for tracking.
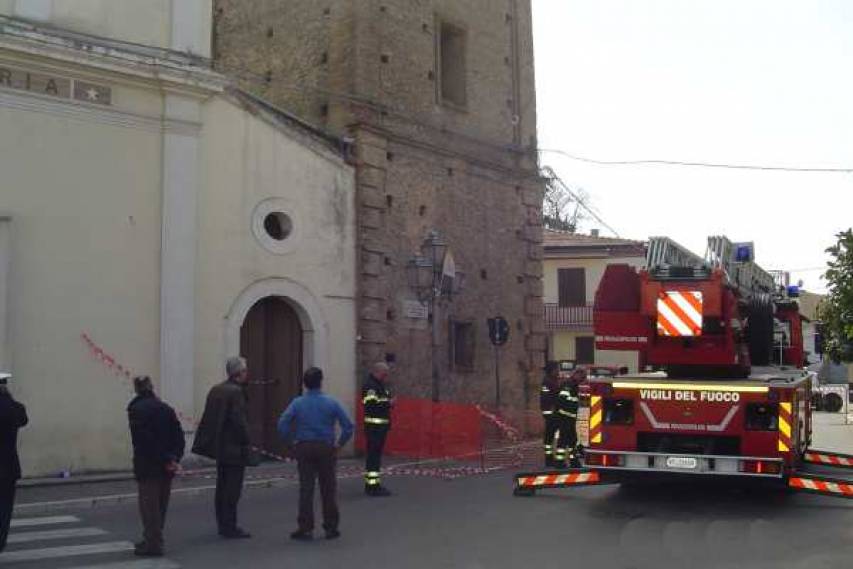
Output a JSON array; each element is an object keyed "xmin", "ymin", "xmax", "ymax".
[{"xmin": 539, "ymin": 148, "xmax": 853, "ymax": 174}]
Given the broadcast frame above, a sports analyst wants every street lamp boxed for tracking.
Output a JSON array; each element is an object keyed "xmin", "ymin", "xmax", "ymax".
[
  {"xmin": 406, "ymin": 229, "xmax": 458, "ymax": 402},
  {"xmin": 406, "ymin": 255, "xmax": 434, "ymax": 302}
]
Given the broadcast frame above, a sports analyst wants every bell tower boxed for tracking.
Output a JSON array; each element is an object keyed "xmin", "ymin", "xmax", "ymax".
[{"xmin": 213, "ymin": 0, "xmax": 546, "ymax": 408}]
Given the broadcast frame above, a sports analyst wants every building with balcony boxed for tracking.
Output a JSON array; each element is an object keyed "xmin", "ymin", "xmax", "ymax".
[{"xmin": 543, "ymin": 230, "xmax": 646, "ymax": 371}]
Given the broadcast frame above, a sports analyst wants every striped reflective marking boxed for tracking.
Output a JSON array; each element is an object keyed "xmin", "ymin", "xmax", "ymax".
[
  {"xmin": 657, "ymin": 291, "xmax": 703, "ymax": 337},
  {"xmin": 0, "ymin": 541, "xmax": 134, "ymax": 564},
  {"xmin": 789, "ymin": 476, "xmax": 853, "ymax": 496},
  {"xmin": 517, "ymin": 471, "xmax": 600, "ymax": 487},
  {"xmin": 589, "ymin": 395, "xmax": 603, "ymax": 444},
  {"xmin": 364, "ymin": 417, "xmax": 389, "ymax": 425},
  {"xmin": 804, "ymin": 451, "xmax": 853, "ymax": 468},
  {"xmin": 778, "ymin": 402, "xmax": 792, "ymax": 453},
  {"xmin": 7, "ymin": 527, "xmax": 107, "ymax": 544},
  {"xmin": 611, "ymin": 382, "xmax": 769, "ymax": 393},
  {"xmin": 10, "ymin": 515, "xmax": 80, "ymax": 528}
]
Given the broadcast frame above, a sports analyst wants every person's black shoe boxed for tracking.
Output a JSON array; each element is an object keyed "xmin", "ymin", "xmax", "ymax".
[
  {"xmin": 221, "ymin": 528, "xmax": 252, "ymax": 539},
  {"xmin": 325, "ymin": 529, "xmax": 341, "ymax": 540},
  {"xmin": 290, "ymin": 530, "xmax": 314, "ymax": 541},
  {"xmin": 370, "ymin": 485, "xmax": 392, "ymax": 497},
  {"xmin": 134, "ymin": 544, "xmax": 164, "ymax": 557}
]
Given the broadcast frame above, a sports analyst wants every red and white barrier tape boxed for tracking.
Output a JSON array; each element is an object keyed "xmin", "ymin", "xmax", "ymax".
[{"xmin": 81, "ymin": 332, "xmax": 529, "ymax": 480}]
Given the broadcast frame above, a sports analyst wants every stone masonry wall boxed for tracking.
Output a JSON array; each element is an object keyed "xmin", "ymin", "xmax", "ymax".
[{"xmin": 213, "ymin": 0, "xmax": 545, "ymax": 411}]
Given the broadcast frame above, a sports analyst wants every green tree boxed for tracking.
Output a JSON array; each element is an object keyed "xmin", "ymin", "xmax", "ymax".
[{"xmin": 820, "ymin": 229, "xmax": 853, "ymax": 362}]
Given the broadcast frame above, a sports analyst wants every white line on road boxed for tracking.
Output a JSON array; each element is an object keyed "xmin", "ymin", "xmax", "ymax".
[
  {"xmin": 66, "ymin": 560, "xmax": 181, "ymax": 569},
  {"xmin": 8, "ymin": 527, "xmax": 108, "ymax": 544},
  {"xmin": 0, "ymin": 541, "xmax": 134, "ymax": 564},
  {"xmin": 10, "ymin": 515, "xmax": 80, "ymax": 528}
]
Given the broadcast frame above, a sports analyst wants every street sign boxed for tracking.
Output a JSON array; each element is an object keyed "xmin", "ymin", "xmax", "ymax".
[{"xmin": 488, "ymin": 316, "xmax": 510, "ymax": 346}]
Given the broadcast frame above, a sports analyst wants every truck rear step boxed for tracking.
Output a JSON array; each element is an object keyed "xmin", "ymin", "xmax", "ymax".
[
  {"xmin": 788, "ymin": 473, "xmax": 853, "ymax": 498},
  {"xmin": 513, "ymin": 468, "xmax": 609, "ymax": 496}
]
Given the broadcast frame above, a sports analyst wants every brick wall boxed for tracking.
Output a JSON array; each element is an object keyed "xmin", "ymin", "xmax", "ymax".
[{"xmin": 213, "ymin": 0, "xmax": 545, "ymax": 411}]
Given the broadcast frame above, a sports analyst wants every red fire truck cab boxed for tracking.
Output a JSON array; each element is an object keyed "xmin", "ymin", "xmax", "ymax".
[{"xmin": 588, "ymin": 236, "xmax": 813, "ymax": 481}]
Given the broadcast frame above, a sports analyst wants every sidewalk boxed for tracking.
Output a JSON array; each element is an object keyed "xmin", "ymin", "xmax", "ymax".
[{"xmin": 810, "ymin": 411, "xmax": 853, "ymax": 454}]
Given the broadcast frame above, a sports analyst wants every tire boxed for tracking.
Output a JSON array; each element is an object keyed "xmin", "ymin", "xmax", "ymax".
[
  {"xmin": 513, "ymin": 486, "xmax": 536, "ymax": 497},
  {"xmin": 824, "ymin": 392, "xmax": 843, "ymax": 413},
  {"xmin": 747, "ymin": 296, "xmax": 774, "ymax": 366}
]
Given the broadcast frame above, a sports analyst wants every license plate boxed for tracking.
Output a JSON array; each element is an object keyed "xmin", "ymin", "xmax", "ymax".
[{"xmin": 666, "ymin": 456, "xmax": 698, "ymax": 469}]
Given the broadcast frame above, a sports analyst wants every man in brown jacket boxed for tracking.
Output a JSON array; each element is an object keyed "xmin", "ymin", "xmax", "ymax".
[{"xmin": 192, "ymin": 357, "xmax": 252, "ymax": 539}]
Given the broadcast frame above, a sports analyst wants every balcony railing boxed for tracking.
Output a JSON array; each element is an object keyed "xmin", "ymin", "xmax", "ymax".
[{"xmin": 544, "ymin": 303, "xmax": 593, "ymax": 330}]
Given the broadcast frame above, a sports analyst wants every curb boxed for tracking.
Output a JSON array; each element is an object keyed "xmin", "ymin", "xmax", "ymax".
[{"xmin": 15, "ymin": 475, "xmax": 299, "ymax": 514}]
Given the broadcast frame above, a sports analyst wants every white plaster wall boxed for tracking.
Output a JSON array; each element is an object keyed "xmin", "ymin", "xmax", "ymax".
[
  {"xmin": 194, "ymin": 98, "xmax": 357, "ymax": 422},
  {"xmin": 543, "ymin": 254, "xmax": 645, "ymax": 305},
  {"xmin": 2, "ymin": 0, "xmax": 211, "ymax": 57},
  {"xmin": 0, "ymin": 97, "xmax": 164, "ymax": 476}
]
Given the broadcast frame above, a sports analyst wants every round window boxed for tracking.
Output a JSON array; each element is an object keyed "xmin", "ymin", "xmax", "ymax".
[
  {"xmin": 252, "ymin": 199, "xmax": 300, "ymax": 255},
  {"xmin": 263, "ymin": 212, "xmax": 293, "ymax": 241}
]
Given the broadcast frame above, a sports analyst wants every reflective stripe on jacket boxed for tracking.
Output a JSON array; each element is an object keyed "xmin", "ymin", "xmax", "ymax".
[{"xmin": 362, "ymin": 374, "xmax": 391, "ymax": 428}]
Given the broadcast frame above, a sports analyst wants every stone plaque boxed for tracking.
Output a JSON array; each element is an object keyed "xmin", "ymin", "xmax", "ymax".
[
  {"xmin": 74, "ymin": 80, "xmax": 112, "ymax": 105},
  {"xmin": 0, "ymin": 66, "xmax": 70, "ymax": 98},
  {"xmin": 403, "ymin": 300, "xmax": 429, "ymax": 320},
  {"xmin": 0, "ymin": 64, "xmax": 111, "ymax": 106}
]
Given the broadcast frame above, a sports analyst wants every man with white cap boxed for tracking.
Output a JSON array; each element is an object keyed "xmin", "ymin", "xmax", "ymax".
[{"xmin": 0, "ymin": 372, "xmax": 28, "ymax": 553}]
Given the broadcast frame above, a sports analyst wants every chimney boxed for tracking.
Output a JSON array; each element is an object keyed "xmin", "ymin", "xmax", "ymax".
[{"xmin": 590, "ymin": 228, "xmax": 600, "ymax": 238}]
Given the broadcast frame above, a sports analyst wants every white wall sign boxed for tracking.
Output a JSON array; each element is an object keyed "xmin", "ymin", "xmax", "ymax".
[{"xmin": 403, "ymin": 300, "xmax": 428, "ymax": 320}]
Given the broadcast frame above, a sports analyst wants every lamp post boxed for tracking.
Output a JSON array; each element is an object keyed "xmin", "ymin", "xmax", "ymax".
[{"xmin": 406, "ymin": 230, "xmax": 458, "ymax": 402}]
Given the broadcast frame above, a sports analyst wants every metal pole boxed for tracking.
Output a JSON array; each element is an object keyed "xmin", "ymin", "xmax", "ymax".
[
  {"xmin": 494, "ymin": 344, "xmax": 501, "ymax": 409},
  {"xmin": 431, "ymin": 295, "xmax": 440, "ymax": 402}
]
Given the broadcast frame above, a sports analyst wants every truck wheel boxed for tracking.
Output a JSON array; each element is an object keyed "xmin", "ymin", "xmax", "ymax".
[
  {"xmin": 747, "ymin": 296, "xmax": 774, "ymax": 366},
  {"xmin": 824, "ymin": 393, "xmax": 843, "ymax": 413},
  {"xmin": 513, "ymin": 486, "xmax": 536, "ymax": 497}
]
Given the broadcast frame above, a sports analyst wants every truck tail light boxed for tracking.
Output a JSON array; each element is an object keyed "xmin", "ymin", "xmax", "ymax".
[
  {"xmin": 740, "ymin": 460, "xmax": 781, "ymax": 475},
  {"xmin": 586, "ymin": 453, "xmax": 625, "ymax": 467}
]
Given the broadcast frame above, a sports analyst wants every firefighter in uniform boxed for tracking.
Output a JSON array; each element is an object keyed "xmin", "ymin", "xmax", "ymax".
[
  {"xmin": 362, "ymin": 362, "xmax": 392, "ymax": 496},
  {"xmin": 554, "ymin": 370, "xmax": 581, "ymax": 468},
  {"xmin": 540, "ymin": 361, "xmax": 561, "ymax": 468}
]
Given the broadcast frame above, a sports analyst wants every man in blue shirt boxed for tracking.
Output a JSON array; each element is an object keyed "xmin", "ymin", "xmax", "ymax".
[{"xmin": 278, "ymin": 367, "xmax": 354, "ymax": 541}]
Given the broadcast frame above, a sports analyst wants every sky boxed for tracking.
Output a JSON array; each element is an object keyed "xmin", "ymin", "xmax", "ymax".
[{"xmin": 532, "ymin": 0, "xmax": 853, "ymax": 292}]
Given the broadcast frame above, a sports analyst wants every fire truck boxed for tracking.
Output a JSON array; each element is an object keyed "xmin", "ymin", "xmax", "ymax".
[{"xmin": 515, "ymin": 236, "xmax": 853, "ymax": 498}]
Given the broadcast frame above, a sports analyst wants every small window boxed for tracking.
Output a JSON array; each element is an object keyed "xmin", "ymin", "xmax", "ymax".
[
  {"xmin": 558, "ymin": 268, "xmax": 586, "ymax": 307},
  {"xmin": 263, "ymin": 212, "xmax": 292, "ymax": 241},
  {"xmin": 575, "ymin": 336, "xmax": 595, "ymax": 364},
  {"xmin": 436, "ymin": 18, "xmax": 467, "ymax": 108},
  {"xmin": 451, "ymin": 320, "xmax": 476, "ymax": 371},
  {"xmin": 745, "ymin": 403, "xmax": 779, "ymax": 431}
]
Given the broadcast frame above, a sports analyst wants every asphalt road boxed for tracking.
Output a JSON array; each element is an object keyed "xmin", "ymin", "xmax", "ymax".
[{"xmin": 3, "ymin": 464, "xmax": 853, "ymax": 569}]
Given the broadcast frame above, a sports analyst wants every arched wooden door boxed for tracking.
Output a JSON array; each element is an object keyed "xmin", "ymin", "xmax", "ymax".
[{"xmin": 240, "ymin": 296, "xmax": 303, "ymax": 458}]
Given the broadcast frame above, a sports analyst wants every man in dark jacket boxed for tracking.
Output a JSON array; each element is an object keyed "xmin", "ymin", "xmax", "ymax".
[
  {"xmin": 0, "ymin": 372, "xmax": 28, "ymax": 553},
  {"xmin": 127, "ymin": 376, "xmax": 185, "ymax": 557},
  {"xmin": 192, "ymin": 357, "xmax": 252, "ymax": 539},
  {"xmin": 362, "ymin": 362, "xmax": 392, "ymax": 496}
]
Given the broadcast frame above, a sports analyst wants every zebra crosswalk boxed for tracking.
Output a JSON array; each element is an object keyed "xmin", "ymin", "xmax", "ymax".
[{"xmin": 1, "ymin": 515, "xmax": 179, "ymax": 568}]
